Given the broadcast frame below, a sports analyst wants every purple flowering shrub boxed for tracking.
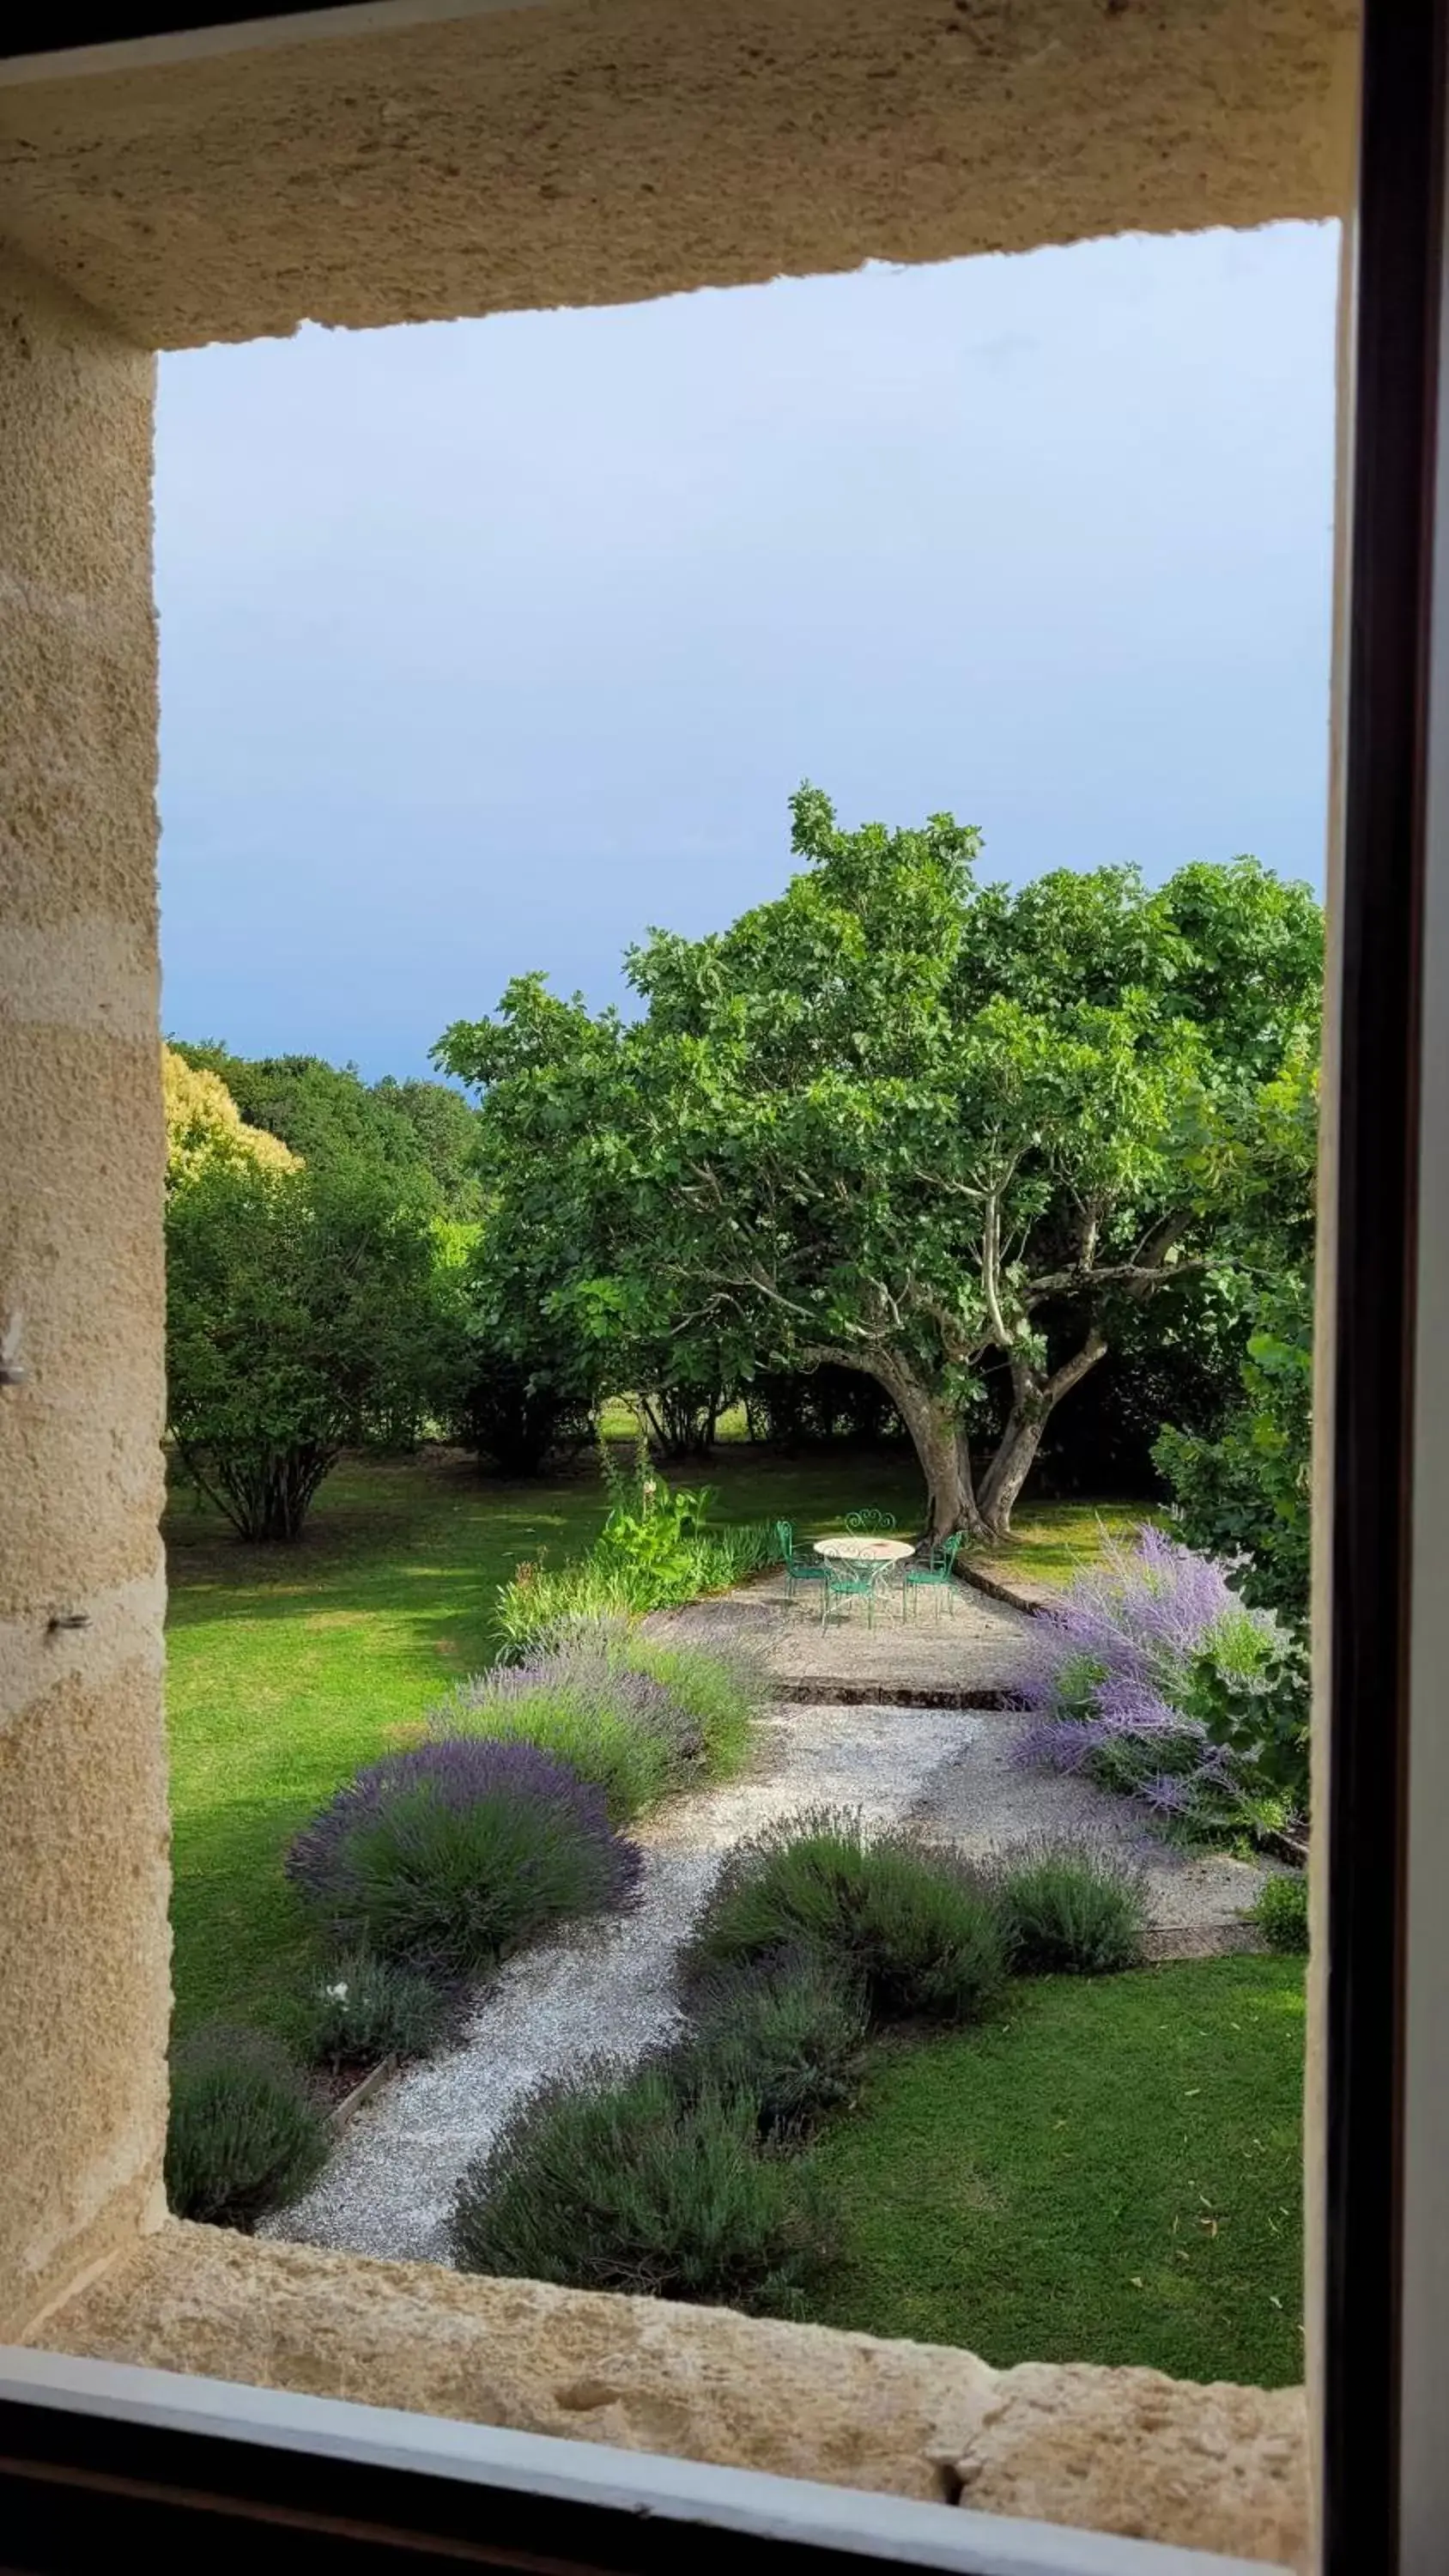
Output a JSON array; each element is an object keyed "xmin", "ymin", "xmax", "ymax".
[
  {"xmin": 287, "ymin": 1737, "xmax": 642, "ymax": 1978},
  {"xmin": 1012, "ymin": 1524, "xmax": 1295, "ymax": 1844},
  {"xmin": 434, "ymin": 1625, "xmax": 764, "ymax": 1820}
]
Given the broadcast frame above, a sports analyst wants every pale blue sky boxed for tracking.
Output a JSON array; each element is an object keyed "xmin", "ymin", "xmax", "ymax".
[{"xmin": 156, "ymin": 221, "xmax": 1338, "ymax": 1079}]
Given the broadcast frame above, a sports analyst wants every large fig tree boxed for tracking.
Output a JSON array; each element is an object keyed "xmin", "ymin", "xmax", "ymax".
[{"xmin": 437, "ymin": 788, "xmax": 1319, "ymax": 1540}]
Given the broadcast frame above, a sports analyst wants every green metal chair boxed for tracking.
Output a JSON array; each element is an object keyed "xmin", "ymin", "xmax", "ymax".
[
  {"xmin": 845, "ymin": 1507, "xmax": 896, "ymax": 1534},
  {"xmin": 821, "ymin": 1558, "xmax": 878, "ymax": 1629},
  {"xmin": 900, "ymin": 1531, "xmax": 964, "ymax": 1619},
  {"xmin": 775, "ymin": 1517, "xmax": 828, "ymax": 1604}
]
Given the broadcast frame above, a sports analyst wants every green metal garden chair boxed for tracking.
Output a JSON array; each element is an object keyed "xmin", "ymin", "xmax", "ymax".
[
  {"xmin": 775, "ymin": 1517, "xmax": 828, "ymax": 1604},
  {"xmin": 845, "ymin": 1507, "xmax": 896, "ymax": 1534},
  {"xmin": 900, "ymin": 1530, "xmax": 964, "ymax": 1618},
  {"xmin": 821, "ymin": 1558, "xmax": 878, "ymax": 1629}
]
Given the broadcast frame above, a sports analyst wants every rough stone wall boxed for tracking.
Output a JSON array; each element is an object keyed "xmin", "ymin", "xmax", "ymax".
[
  {"xmin": 0, "ymin": 0, "xmax": 1359, "ymax": 351},
  {"xmin": 0, "ymin": 248, "xmax": 167, "ymax": 2340},
  {"xmin": 41, "ymin": 2224, "xmax": 1312, "ymax": 2568}
]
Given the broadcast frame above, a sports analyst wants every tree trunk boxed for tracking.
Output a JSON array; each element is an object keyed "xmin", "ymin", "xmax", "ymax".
[
  {"xmin": 978, "ymin": 1405, "xmax": 1049, "ymax": 1540},
  {"xmin": 917, "ymin": 1410, "xmax": 989, "ymax": 1542},
  {"xmin": 806, "ymin": 1346, "xmax": 989, "ymax": 1540},
  {"xmin": 857, "ymin": 1362, "xmax": 985, "ymax": 1540},
  {"xmin": 978, "ymin": 1329, "xmax": 1109, "ymax": 1540}
]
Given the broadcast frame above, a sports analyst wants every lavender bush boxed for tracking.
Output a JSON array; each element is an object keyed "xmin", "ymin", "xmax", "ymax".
[
  {"xmin": 1011, "ymin": 1524, "xmax": 1297, "ymax": 1845},
  {"xmin": 287, "ymin": 1738, "xmax": 641, "ymax": 1978},
  {"xmin": 434, "ymin": 1624, "xmax": 764, "ymax": 1820}
]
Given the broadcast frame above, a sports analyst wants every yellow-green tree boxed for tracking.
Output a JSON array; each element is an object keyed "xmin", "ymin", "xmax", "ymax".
[{"xmin": 162, "ymin": 1045, "xmax": 298, "ymax": 1190}]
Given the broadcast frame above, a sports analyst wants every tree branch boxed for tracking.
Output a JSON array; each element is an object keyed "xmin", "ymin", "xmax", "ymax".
[
  {"xmin": 981, "ymin": 1182, "xmax": 1015, "ymax": 1352},
  {"xmin": 1020, "ymin": 1254, "xmax": 1210, "ymax": 1306},
  {"xmin": 1043, "ymin": 1322, "xmax": 1110, "ymax": 1405}
]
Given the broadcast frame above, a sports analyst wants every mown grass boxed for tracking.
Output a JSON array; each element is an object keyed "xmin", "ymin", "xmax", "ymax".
[
  {"xmin": 975, "ymin": 1498, "xmax": 1164, "ymax": 1590},
  {"xmin": 807, "ymin": 1954, "xmax": 1305, "ymax": 2386},
  {"xmin": 166, "ymin": 1444, "xmax": 926, "ymax": 2032}
]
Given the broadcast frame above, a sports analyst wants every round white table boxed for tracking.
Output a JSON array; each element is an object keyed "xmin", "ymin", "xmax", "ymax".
[{"xmin": 812, "ymin": 1535, "xmax": 914, "ymax": 1565}]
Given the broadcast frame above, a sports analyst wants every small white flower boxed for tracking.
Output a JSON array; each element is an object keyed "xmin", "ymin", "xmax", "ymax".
[{"xmin": 324, "ymin": 1981, "xmax": 349, "ymax": 2003}]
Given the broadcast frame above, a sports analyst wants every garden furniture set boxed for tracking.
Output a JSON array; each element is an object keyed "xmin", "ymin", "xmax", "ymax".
[{"xmin": 773, "ymin": 1513, "xmax": 964, "ymax": 1624}]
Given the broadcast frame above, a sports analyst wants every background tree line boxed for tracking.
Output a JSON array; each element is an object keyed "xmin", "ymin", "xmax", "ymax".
[{"xmin": 165, "ymin": 789, "xmax": 1318, "ymax": 1625}]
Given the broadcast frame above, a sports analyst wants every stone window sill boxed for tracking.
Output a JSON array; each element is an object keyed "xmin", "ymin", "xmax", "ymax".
[{"xmin": 27, "ymin": 2221, "xmax": 1307, "ymax": 2569}]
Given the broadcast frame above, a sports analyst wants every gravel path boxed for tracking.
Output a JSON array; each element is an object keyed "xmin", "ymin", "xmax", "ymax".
[
  {"xmin": 273, "ymin": 1699, "xmax": 1276, "ymax": 2268},
  {"xmin": 912, "ymin": 1712, "xmax": 1276, "ymax": 1934},
  {"xmin": 273, "ymin": 1698, "xmax": 981, "ymax": 2266}
]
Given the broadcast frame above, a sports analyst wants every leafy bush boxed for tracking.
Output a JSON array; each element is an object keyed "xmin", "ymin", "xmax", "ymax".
[
  {"xmin": 166, "ymin": 2026, "xmax": 330, "ymax": 2230},
  {"xmin": 492, "ymin": 1556, "xmax": 648, "ymax": 1663},
  {"xmin": 1155, "ymin": 1277, "xmax": 1312, "ymax": 1631},
  {"xmin": 1155, "ymin": 1276, "xmax": 1313, "ymax": 1820},
  {"xmin": 452, "ymin": 2062, "xmax": 834, "ymax": 2312},
  {"xmin": 670, "ymin": 1952, "xmax": 871, "ymax": 2143},
  {"xmin": 1013, "ymin": 1526, "xmax": 1302, "ymax": 1845},
  {"xmin": 299, "ymin": 1950, "xmax": 459, "ymax": 2073},
  {"xmin": 492, "ymin": 1449, "xmax": 776, "ymax": 1660},
  {"xmin": 605, "ymin": 1626, "xmax": 765, "ymax": 1782},
  {"xmin": 166, "ymin": 1159, "xmax": 465, "ymax": 1541},
  {"xmin": 440, "ymin": 1625, "xmax": 764, "ymax": 1820},
  {"xmin": 287, "ymin": 1739, "xmax": 641, "ymax": 1977},
  {"xmin": 439, "ymin": 1652, "xmax": 682, "ymax": 1823},
  {"xmin": 991, "ymin": 1838, "xmax": 1148, "ymax": 1975},
  {"xmin": 451, "ymin": 1355, "xmax": 596, "ymax": 1478},
  {"xmin": 682, "ymin": 1810, "xmax": 1008, "ymax": 2029},
  {"xmin": 594, "ymin": 1449, "xmax": 712, "ymax": 1590},
  {"xmin": 1251, "ymin": 1871, "xmax": 1309, "ymax": 1953}
]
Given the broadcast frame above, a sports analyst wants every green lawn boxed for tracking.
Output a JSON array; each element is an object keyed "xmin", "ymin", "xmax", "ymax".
[
  {"xmin": 975, "ymin": 1496, "xmax": 1163, "ymax": 1591},
  {"xmin": 808, "ymin": 1955, "xmax": 1305, "ymax": 2387},
  {"xmin": 166, "ymin": 1443, "xmax": 927, "ymax": 2032}
]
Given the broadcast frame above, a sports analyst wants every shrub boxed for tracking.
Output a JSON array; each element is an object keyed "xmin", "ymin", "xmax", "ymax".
[
  {"xmin": 670, "ymin": 1952, "xmax": 871, "ymax": 2143},
  {"xmin": 604, "ymin": 1626, "xmax": 766, "ymax": 1782},
  {"xmin": 299, "ymin": 1950, "xmax": 459, "ymax": 2073},
  {"xmin": 594, "ymin": 1453, "xmax": 712, "ymax": 1593},
  {"xmin": 441, "ymin": 1627, "xmax": 765, "ymax": 1819},
  {"xmin": 682, "ymin": 1810, "xmax": 1008, "ymax": 2028},
  {"xmin": 991, "ymin": 1838, "xmax": 1149, "ymax": 1975},
  {"xmin": 492, "ymin": 1447, "xmax": 778, "ymax": 1659},
  {"xmin": 1012, "ymin": 1526, "xmax": 1302, "ymax": 1846},
  {"xmin": 287, "ymin": 1739, "xmax": 641, "ymax": 1978},
  {"xmin": 1251, "ymin": 1871, "xmax": 1309, "ymax": 1953},
  {"xmin": 166, "ymin": 2026, "xmax": 329, "ymax": 2230},
  {"xmin": 439, "ymin": 1653, "xmax": 681, "ymax": 1823},
  {"xmin": 452, "ymin": 2062, "xmax": 834, "ymax": 2312}
]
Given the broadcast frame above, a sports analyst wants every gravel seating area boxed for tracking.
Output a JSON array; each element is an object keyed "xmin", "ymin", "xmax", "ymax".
[
  {"xmin": 272, "ymin": 1693, "xmax": 1276, "ymax": 2269},
  {"xmin": 645, "ymin": 1564, "xmax": 1034, "ymax": 1701},
  {"xmin": 912, "ymin": 1712, "xmax": 1276, "ymax": 1935}
]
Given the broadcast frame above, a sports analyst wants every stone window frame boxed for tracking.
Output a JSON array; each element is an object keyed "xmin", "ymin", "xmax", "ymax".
[{"xmin": 5, "ymin": 0, "xmax": 1445, "ymax": 2569}]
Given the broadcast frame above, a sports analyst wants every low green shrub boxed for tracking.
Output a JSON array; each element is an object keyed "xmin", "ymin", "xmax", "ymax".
[
  {"xmin": 686, "ymin": 1522, "xmax": 777, "ymax": 1594},
  {"xmin": 991, "ymin": 1838, "xmax": 1148, "ymax": 1975},
  {"xmin": 452, "ymin": 2062, "xmax": 834, "ymax": 2312},
  {"xmin": 671, "ymin": 1952, "xmax": 871, "ymax": 2143},
  {"xmin": 682, "ymin": 1810, "xmax": 1008, "ymax": 2029},
  {"xmin": 606, "ymin": 1627, "xmax": 765, "ymax": 1783},
  {"xmin": 299, "ymin": 1950, "xmax": 459, "ymax": 2073},
  {"xmin": 492, "ymin": 1450, "xmax": 777, "ymax": 1662},
  {"xmin": 441, "ymin": 1666, "xmax": 676, "ymax": 1824},
  {"xmin": 493, "ymin": 1558, "xmax": 646, "ymax": 1664},
  {"xmin": 166, "ymin": 2026, "xmax": 330, "ymax": 2230},
  {"xmin": 441, "ymin": 1626, "xmax": 764, "ymax": 1820},
  {"xmin": 1250, "ymin": 1870, "xmax": 1309, "ymax": 1953},
  {"xmin": 288, "ymin": 1740, "xmax": 641, "ymax": 1978}
]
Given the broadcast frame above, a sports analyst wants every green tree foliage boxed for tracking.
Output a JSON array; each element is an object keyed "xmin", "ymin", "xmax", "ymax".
[
  {"xmin": 1155, "ymin": 1276, "xmax": 1313, "ymax": 1631},
  {"xmin": 167, "ymin": 1160, "xmax": 466, "ymax": 1540},
  {"xmin": 437, "ymin": 788, "xmax": 1321, "ymax": 1539},
  {"xmin": 169, "ymin": 1042, "xmax": 483, "ymax": 1217},
  {"xmin": 162, "ymin": 1044, "xmax": 298, "ymax": 1189}
]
